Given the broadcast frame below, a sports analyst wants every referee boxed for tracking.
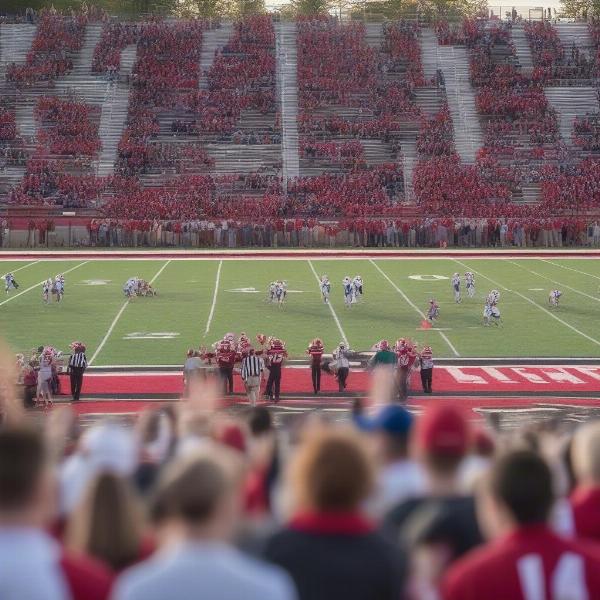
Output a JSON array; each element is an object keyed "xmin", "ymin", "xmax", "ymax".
[
  {"xmin": 240, "ymin": 349, "xmax": 264, "ymax": 406},
  {"xmin": 67, "ymin": 345, "xmax": 88, "ymax": 401}
]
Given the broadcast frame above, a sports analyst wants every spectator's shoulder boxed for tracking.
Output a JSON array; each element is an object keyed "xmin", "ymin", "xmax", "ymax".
[
  {"xmin": 60, "ymin": 551, "xmax": 113, "ymax": 600},
  {"xmin": 225, "ymin": 547, "xmax": 297, "ymax": 600},
  {"xmin": 111, "ymin": 555, "xmax": 163, "ymax": 600},
  {"xmin": 441, "ymin": 541, "xmax": 504, "ymax": 600}
]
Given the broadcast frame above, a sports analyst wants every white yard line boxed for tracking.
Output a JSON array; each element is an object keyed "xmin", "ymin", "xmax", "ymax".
[
  {"xmin": 204, "ymin": 260, "xmax": 222, "ymax": 336},
  {"xmin": 541, "ymin": 259, "xmax": 600, "ymax": 282},
  {"xmin": 308, "ymin": 260, "xmax": 349, "ymax": 348},
  {"xmin": 454, "ymin": 259, "xmax": 600, "ymax": 348},
  {"xmin": 370, "ymin": 259, "xmax": 460, "ymax": 356},
  {"xmin": 0, "ymin": 261, "xmax": 89, "ymax": 307},
  {"xmin": 89, "ymin": 260, "xmax": 172, "ymax": 365},
  {"xmin": 1, "ymin": 260, "xmax": 40, "ymax": 279},
  {"xmin": 506, "ymin": 259, "xmax": 600, "ymax": 303}
]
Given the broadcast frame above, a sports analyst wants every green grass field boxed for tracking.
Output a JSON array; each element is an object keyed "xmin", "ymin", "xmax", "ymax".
[{"xmin": 2, "ymin": 255, "xmax": 600, "ymax": 365}]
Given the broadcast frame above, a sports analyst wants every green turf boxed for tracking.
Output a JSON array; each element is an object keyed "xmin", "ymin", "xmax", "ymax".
[{"xmin": 2, "ymin": 256, "xmax": 600, "ymax": 365}]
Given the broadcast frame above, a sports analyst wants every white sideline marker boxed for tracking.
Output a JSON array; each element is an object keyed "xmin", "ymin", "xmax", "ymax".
[
  {"xmin": 541, "ymin": 259, "xmax": 600, "ymax": 282},
  {"xmin": 0, "ymin": 261, "xmax": 89, "ymax": 307},
  {"xmin": 453, "ymin": 259, "xmax": 600, "ymax": 348},
  {"xmin": 89, "ymin": 260, "xmax": 172, "ymax": 365},
  {"xmin": 370, "ymin": 259, "xmax": 460, "ymax": 357},
  {"xmin": 506, "ymin": 259, "xmax": 600, "ymax": 303},
  {"xmin": 307, "ymin": 260, "xmax": 349, "ymax": 348},
  {"xmin": 204, "ymin": 260, "xmax": 222, "ymax": 336},
  {"xmin": 1, "ymin": 260, "xmax": 40, "ymax": 279}
]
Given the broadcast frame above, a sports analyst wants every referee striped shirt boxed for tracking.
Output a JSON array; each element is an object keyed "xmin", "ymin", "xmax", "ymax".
[
  {"xmin": 69, "ymin": 352, "xmax": 88, "ymax": 369},
  {"xmin": 241, "ymin": 354, "xmax": 264, "ymax": 380}
]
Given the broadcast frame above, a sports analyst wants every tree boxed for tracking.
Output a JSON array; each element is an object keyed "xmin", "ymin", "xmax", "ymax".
[
  {"xmin": 560, "ymin": 0, "xmax": 600, "ymax": 18},
  {"xmin": 290, "ymin": 0, "xmax": 334, "ymax": 16}
]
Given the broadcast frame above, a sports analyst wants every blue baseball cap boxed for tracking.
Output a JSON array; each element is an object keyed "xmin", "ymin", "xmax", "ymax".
[{"xmin": 355, "ymin": 405, "xmax": 413, "ymax": 436}]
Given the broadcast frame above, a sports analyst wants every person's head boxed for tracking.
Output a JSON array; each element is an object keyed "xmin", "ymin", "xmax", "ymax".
[
  {"xmin": 571, "ymin": 421, "xmax": 600, "ymax": 487},
  {"xmin": 0, "ymin": 428, "xmax": 54, "ymax": 527},
  {"xmin": 247, "ymin": 406, "xmax": 273, "ymax": 437},
  {"xmin": 414, "ymin": 404, "xmax": 470, "ymax": 485},
  {"xmin": 477, "ymin": 450, "xmax": 554, "ymax": 540},
  {"xmin": 67, "ymin": 472, "xmax": 143, "ymax": 571},
  {"xmin": 150, "ymin": 449, "xmax": 242, "ymax": 544},
  {"xmin": 289, "ymin": 427, "xmax": 374, "ymax": 514},
  {"xmin": 357, "ymin": 405, "xmax": 413, "ymax": 464},
  {"xmin": 248, "ymin": 347, "xmax": 256, "ymax": 356},
  {"xmin": 187, "ymin": 348, "xmax": 194, "ymax": 358}
]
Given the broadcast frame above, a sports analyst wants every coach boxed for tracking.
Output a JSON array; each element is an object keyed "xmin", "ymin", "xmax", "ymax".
[
  {"xmin": 241, "ymin": 349, "xmax": 264, "ymax": 407},
  {"xmin": 67, "ymin": 345, "xmax": 88, "ymax": 401}
]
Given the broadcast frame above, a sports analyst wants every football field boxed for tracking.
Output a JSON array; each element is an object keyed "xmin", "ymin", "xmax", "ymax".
[{"xmin": 2, "ymin": 252, "xmax": 600, "ymax": 365}]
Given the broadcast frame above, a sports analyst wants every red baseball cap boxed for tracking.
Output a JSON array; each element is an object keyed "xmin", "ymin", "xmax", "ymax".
[{"xmin": 416, "ymin": 404, "xmax": 470, "ymax": 457}]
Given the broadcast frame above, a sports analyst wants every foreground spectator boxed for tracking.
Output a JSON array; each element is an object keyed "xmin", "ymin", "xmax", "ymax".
[
  {"xmin": 0, "ymin": 427, "xmax": 112, "ymax": 600},
  {"xmin": 112, "ymin": 450, "xmax": 296, "ymax": 600},
  {"xmin": 264, "ymin": 427, "xmax": 406, "ymax": 600},
  {"xmin": 66, "ymin": 472, "xmax": 147, "ymax": 572},
  {"xmin": 383, "ymin": 404, "xmax": 481, "ymax": 573},
  {"xmin": 570, "ymin": 421, "xmax": 600, "ymax": 542},
  {"xmin": 443, "ymin": 450, "xmax": 600, "ymax": 599}
]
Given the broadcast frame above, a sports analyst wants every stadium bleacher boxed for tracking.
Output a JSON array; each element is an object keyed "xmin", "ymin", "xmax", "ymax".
[{"xmin": 1, "ymin": 11, "xmax": 600, "ymax": 246}]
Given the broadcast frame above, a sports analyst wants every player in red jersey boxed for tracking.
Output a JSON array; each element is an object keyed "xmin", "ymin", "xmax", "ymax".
[
  {"xmin": 215, "ymin": 336, "xmax": 237, "ymax": 395},
  {"xmin": 265, "ymin": 338, "xmax": 288, "ymax": 403},
  {"xmin": 306, "ymin": 338, "xmax": 324, "ymax": 394},
  {"xmin": 442, "ymin": 450, "xmax": 600, "ymax": 600}
]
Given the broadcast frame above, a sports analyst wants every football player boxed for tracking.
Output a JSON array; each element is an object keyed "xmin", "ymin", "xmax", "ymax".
[
  {"xmin": 465, "ymin": 272, "xmax": 475, "ymax": 298},
  {"xmin": 548, "ymin": 289, "xmax": 562, "ymax": 307},
  {"xmin": 483, "ymin": 290, "xmax": 502, "ymax": 326},
  {"xmin": 268, "ymin": 281, "xmax": 277, "ymax": 303},
  {"xmin": 343, "ymin": 276, "xmax": 354, "ymax": 308},
  {"xmin": 320, "ymin": 275, "xmax": 331, "ymax": 304},
  {"xmin": 42, "ymin": 278, "xmax": 52, "ymax": 304},
  {"xmin": 427, "ymin": 299, "xmax": 440, "ymax": 322},
  {"xmin": 352, "ymin": 275, "xmax": 363, "ymax": 302},
  {"xmin": 452, "ymin": 272, "xmax": 461, "ymax": 303},
  {"xmin": 54, "ymin": 274, "xmax": 64, "ymax": 303},
  {"xmin": 4, "ymin": 273, "xmax": 18, "ymax": 294},
  {"xmin": 274, "ymin": 281, "xmax": 286, "ymax": 307},
  {"xmin": 123, "ymin": 277, "xmax": 138, "ymax": 299}
]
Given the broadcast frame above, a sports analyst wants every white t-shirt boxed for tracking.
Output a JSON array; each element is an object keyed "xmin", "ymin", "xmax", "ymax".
[{"xmin": 112, "ymin": 541, "xmax": 297, "ymax": 600}]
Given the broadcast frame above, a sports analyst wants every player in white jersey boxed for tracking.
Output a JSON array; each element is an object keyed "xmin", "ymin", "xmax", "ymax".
[
  {"xmin": 352, "ymin": 275, "xmax": 363, "ymax": 303},
  {"xmin": 268, "ymin": 281, "xmax": 277, "ymax": 303},
  {"xmin": 343, "ymin": 276, "xmax": 354, "ymax": 308},
  {"xmin": 42, "ymin": 278, "xmax": 52, "ymax": 303},
  {"xmin": 123, "ymin": 277, "xmax": 138, "ymax": 299},
  {"xmin": 4, "ymin": 273, "xmax": 18, "ymax": 293},
  {"xmin": 451, "ymin": 273, "xmax": 461, "ymax": 303},
  {"xmin": 548, "ymin": 289, "xmax": 562, "ymax": 307},
  {"xmin": 53, "ymin": 274, "xmax": 64, "ymax": 302},
  {"xmin": 483, "ymin": 289, "xmax": 501, "ymax": 326},
  {"xmin": 465, "ymin": 272, "xmax": 475, "ymax": 298},
  {"xmin": 274, "ymin": 281, "xmax": 286, "ymax": 307},
  {"xmin": 320, "ymin": 275, "xmax": 331, "ymax": 304}
]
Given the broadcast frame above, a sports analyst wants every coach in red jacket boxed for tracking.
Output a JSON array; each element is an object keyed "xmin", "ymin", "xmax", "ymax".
[{"xmin": 306, "ymin": 338, "xmax": 324, "ymax": 394}]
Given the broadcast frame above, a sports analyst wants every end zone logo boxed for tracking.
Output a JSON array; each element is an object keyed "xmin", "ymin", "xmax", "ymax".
[{"xmin": 441, "ymin": 366, "xmax": 600, "ymax": 391}]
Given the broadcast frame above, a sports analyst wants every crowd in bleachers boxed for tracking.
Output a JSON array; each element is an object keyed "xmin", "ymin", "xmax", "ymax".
[
  {"xmin": 5, "ymin": 13, "xmax": 600, "ymax": 234},
  {"xmin": 6, "ymin": 12, "xmax": 87, "ymax": 84},
  {"xmin": 5, "ymin": 362, "xmax": 600, "ymax": 599},
  {"xmin": 525, "ymin": 21, "xmax": 595, "ymax": 82}
]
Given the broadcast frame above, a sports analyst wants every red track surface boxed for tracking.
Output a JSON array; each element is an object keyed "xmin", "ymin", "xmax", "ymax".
[{"xmin": 60, "ymin": 365, "xmax": 600, "ymax": 397}]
